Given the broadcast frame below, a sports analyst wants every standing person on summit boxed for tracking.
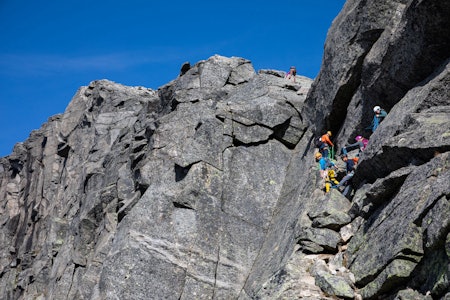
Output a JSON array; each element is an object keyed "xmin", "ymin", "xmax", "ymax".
[
  {"xmin": 319, "ymin": 131, "xmax": 334, "ymax": 159},
  {"xmin": 369, "ymin": 106, "xmax": 387, "ymax": 132},
  {"xmin": 285, "ymin": 66, "xmax": 297, "ymax": 82}
]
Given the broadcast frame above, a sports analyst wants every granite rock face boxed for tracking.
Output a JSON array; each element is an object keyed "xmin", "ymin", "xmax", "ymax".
[
  {"xmin": 304, "ymin": 0, "xmax": 450, "ymax": 298},
  {"xmin": 0, "ymin": 0, "xmax": 449, "ymax": 299},
  {"xmin": 0, "ymin": 56, "xmax": 318, "ymax": 299}
]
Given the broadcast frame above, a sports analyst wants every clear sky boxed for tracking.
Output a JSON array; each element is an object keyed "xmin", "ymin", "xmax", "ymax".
[{"xmin": 0, "ymin": 0, "xmax": 345, "ymax": 157}]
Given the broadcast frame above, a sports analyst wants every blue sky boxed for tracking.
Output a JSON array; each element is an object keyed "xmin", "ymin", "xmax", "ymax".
[{"xmin": 0, "ymin": 0, "xmax": 345, "ymax": 157}]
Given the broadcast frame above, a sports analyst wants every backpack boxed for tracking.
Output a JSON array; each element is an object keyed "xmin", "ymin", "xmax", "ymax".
[{"xmin": 315, "ymin": 136, "xmax": 323, "ymax": 148}]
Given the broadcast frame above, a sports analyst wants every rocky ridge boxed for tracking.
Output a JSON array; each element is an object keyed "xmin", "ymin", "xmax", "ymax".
[{"xmin": 0, "ymin": 0, "xmax": 449, "ymax": 299}]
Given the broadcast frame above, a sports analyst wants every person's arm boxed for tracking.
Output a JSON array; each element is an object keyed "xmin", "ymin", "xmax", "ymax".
[
  {"xmin": 323, "ymin": 135, "xmax": 334, "ymax": 147},
  {"xmin": 346, "ymin": 141, "xmax": 359, "ymax": 148}
]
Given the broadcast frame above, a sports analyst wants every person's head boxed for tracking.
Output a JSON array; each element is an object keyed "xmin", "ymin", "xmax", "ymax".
[
  {"xmin": 341, "ymin": 154, "xmax": 348, "ymax": 161},
  {"xmin": 327, "ymin": 131, "xmax": 332, "ymax": 137},
  {"xmin": 373, "ymin": 106, "xmax": 381, "ymax": 113},
  {"xmin": 315, "ymin": 152, "xmax": 322, "ymax": 160},
  {"xmin": 355, "ymin": 135, "xmax": 363, "ymax": 141}
]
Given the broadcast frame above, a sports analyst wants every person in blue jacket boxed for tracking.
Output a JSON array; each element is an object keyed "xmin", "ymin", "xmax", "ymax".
[
  {"xmin": 370, "ymin": 105, "xmax": 387, "ymax": 132},
  {"xmin": 315, "ymin": 152, "xmax": 338, "ymax": 192}
]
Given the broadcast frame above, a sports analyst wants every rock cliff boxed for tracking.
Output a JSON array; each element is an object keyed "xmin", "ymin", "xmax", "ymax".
[{"xmin": 0, "ymin": 0, "xmax": 449, "ymax": 299}]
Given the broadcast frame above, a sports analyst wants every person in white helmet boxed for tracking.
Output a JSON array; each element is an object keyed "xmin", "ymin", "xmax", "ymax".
[{"xmin": 369, "ymin": 105, "xmax": 387, "ymax": 132}]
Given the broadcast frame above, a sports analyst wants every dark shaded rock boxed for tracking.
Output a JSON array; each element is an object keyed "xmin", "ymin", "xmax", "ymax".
[{"xmin": 179, "ymin": 61, "xmax": 191, "ymax": 76}]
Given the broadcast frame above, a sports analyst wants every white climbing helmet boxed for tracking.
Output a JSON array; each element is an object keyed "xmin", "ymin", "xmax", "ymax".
[{"xmin": 373, "ymin": 106, "xmax": 381, "ymax": 112}]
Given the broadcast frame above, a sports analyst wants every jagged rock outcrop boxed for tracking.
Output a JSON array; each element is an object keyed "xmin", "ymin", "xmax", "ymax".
[
  {"xmin": 0, "ymin": 0, "xmax": 449, "ymax": 299},
  {"xmin": 0, "ymin": 56, "xmax": 319, "ymax": 299}
]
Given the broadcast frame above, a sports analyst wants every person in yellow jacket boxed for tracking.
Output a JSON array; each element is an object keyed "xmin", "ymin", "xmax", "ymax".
[{"xmin": 324, "ymin": 167, "xmax": 339, "ymax": 193}]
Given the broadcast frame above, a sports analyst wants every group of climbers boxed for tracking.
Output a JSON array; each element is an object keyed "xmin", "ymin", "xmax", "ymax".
[{"xmin": 314, "ymin": 105, "xmax": 388, "ymax": 196}]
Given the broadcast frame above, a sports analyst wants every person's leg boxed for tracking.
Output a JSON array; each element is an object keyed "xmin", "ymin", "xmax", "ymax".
[
  {"xmin": 342, "ymin": 185, "xmax": 352, "ymax": 197},
  {"xmin": 345, "ymin": 141, "xmax": 362, "ymax": 152},
  {"xmin": 336, "ymin": 173, "xmax": 353, "ymax": 187}
]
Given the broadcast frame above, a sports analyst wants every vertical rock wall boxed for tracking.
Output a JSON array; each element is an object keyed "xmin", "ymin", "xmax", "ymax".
[{"xmin": 303, "ymin": 0, "xmax": 450, "ymax": 299}]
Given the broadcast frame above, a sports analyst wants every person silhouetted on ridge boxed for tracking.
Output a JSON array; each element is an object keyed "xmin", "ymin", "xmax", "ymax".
[{"xmin": 285, "ymin": 66, "xmax": 297, "ymax": 82}]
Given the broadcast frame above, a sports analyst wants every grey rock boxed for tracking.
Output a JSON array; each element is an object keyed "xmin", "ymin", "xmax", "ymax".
[
  {"xmin": 297, "ymin": 227, "xmax": 342, "ymax": 253},
  {"xmin": 314, "ymin": 271, "xmax": 355, "ymax": 299},
  {"xmin": 304, "ymin": 0, "xmax": 450, "ymax": 298},
  {"xmin": 255, "ymin": 251, "xmax": 335, "ymax": 300},
  {"xmin": 347, "ymin": 153, "xmax": 450, "ymax": 298},
  {"xmin": 0, "ymin": 0, "xmax": 449, "ymax": 298},
  {"xmin": 0, "ymin": 56, "xmax": 314, "ymax": 299},
  {"xmin": 308, "ymin": 190, "xmax": 352, "ymax": 230},
  {"xmin": 393, "ymin": 288, "xmax": 433, "ymax": 300}
]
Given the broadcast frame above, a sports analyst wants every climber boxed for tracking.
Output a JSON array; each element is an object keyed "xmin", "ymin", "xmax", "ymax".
[
  {"xmin": 324, "ymin": 167, "xmax": 340, "ymax": 193},
  {"xmin": 315, "ymin": 152, "xmax": 330, "ymax": 176},
  {"xmin": 315, "ymin": 152, "xmax": 337, "ymax": 192},
  {"xmin": 315, "ymin": 152, "xmax": 326, "ymax": 171},
  {"xmin": 319, "ymin": 131, "xmax": 334, "ymax": 160},
  {"xmin": 341, "ymin": 135, "xmax": 369, "ymax": 156},
  {"xmin": 285, "ymin": 66, "xmax": 297, "ymax": 82},
  {"xmin": 368, "ymin": 106, "xmax": 387, "ymax": 132},
  {"xmin": 335, "ymin": 154, "xmax": 358, "ymax": 196}
]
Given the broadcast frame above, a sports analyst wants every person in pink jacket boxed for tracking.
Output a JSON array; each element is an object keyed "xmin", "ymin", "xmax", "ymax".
[{"xmin": 341, "ymin": 135, "xmax": 368, "ymax": 156}]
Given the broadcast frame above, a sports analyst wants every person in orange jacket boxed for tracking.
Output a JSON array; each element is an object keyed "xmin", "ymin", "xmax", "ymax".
[{"xmin": 319, "ymin": 131, "xmax": 334, "ymax": 159}]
